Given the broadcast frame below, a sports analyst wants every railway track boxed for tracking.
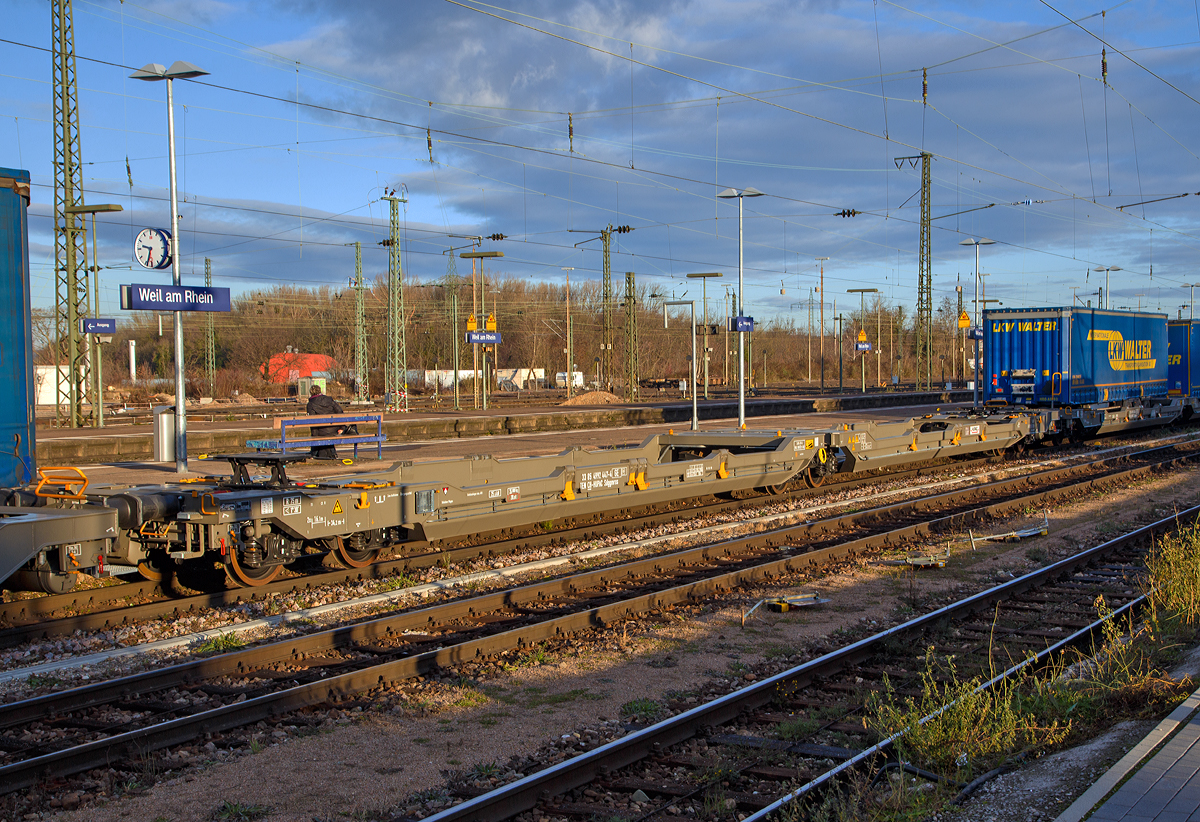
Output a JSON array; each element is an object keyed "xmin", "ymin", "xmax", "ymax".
[
  {"xmin": 0, "ymin": 456, "xmax": 1000, "ymax": 645},
  {"xmin": 420, "ymin": 512, "xmax": 1180, "ymax": 822},
  {"xmin": 0, "ymin": 441, "xmax": 1194, "ymax": 796}
]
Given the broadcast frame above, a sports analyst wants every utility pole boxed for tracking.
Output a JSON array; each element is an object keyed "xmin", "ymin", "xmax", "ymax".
[
  {"xmin": 381, "ymin": 192, "xmax": 408, "ymax": 412},
  {"xmin": 353, "ymin": 241, "xmax": 368, "ymax": 403},
  {"xmin": 205, "ymin": 258, "xmax": 215, "ymax": 396},
  {"xmin": 625, "ymin": 271, "xmax": 638, "ymax": 401},
  {"xmin": 52, "ymin": 0, "xmax": 90, "ymax": 428}
]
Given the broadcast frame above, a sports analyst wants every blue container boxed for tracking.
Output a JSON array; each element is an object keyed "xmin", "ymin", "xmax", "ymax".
[
  {"xmin": 984, "ymin": 307, "xmax": 1168, "ymax": 406},
  {"xmin": 1167, "ymin": 320, "xmax": 1200, "ymax": 398},
  {"xmin": 0, "ymin": 167, "xmax": 34, "ymax": 486}
]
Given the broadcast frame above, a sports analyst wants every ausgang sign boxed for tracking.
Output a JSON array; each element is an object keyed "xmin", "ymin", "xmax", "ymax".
[{"xmin": 120, "ymin": 283, "xmax": 232, "ymax": 312}]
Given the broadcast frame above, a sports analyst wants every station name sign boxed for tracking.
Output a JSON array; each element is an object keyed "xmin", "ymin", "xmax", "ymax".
[
  {"xmin": 120, "ymin": 284, "xmax": 232, "ymax": 312},
  {"xmin": 466, "ymin": 331, "xmax": 501, "ymax": 344}
]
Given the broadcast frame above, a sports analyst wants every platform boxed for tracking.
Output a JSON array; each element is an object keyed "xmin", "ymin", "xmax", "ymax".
[{"xmin": 1056, "ymin": 687, "xmax": 1200, "ymax": 822}]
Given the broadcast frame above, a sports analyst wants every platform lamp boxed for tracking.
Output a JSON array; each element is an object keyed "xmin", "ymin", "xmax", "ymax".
[
  {"xmin": 959, "ymin": 238, "xmax": 996, "ymax": 408},
  {"xmin": 131, "ymin": 60, "xmax": 209, "ymax": 473},
  {"xmin": 561, "ymin": 267, "xmax": 574, "ymax": 398},
  {"xmin": 460, "ymin": 250, "xmax": 503, "ymax": 410},
  {"xmin": 717, "ymin": 187, "xmax": 764, "ymax": 429},
  {"xmin": 662, "ymin": 300, "xmax": 698, "ymax": 431},
  {"xmin": 1093, "ymin": 266, "xmax": 1121, "ymax": 310},
  {"xmin": 1183, "ymin": 284, "xmax": 1200, "ymax": 321},
  {"xmin": 686, "ymin": 272, "xmax": 722, "ymax": 399},
  {"xmin": 847, "ymin": 288, "xmax": 878, "ymax": 394},
  {"xmin": 65, "ymin": 202, "xmax": 123, "ymax": 429}
]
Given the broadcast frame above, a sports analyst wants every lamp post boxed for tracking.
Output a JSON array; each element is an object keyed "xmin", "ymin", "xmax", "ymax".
[
  {"xmin": 131, "ymin": 60, "xmax": 209, "ymax": 473},
  {"xmin": 460, "ymin": 250, "xmax": 503, "ymax": 410},
  {"xmin": 561, "ymin": 267, "xmax": 574, "ymax": 399},
  {"xmin": 663, "ymin": 300, "xmax": 698, "ymax": 431},
  {"xmin": 836, "ymin": 314, "xmax": 844, "ymax": 393},
  {"xmin": 847, "ymin": 288, "xmax": 877, "ymax": 394},
  {"xmin": 1184, "ymin": 284, "xmax": 1200, "ymax": 321},
  {"xmin": 717, "ymin": 187, "xmax": 764, "ymax": 428},
  {"xmin": 959, "ymin": 238, "xmax": 995, "ymax": 408},
  {"xmin": 1093, "ymin": 266, "xmax": 1121, "ymax": 309},
  {"xmin": 687, "ymin": 272, "xmax": 722, "ymax": 399},
  {"xmin": 65, "ymin": 202, "xmax": 123, "ymax": 428}
]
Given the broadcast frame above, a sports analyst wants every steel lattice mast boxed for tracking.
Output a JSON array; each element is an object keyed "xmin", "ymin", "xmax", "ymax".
[
  {"xmin": 916, "ymin": 152, "xmax": 933, "ymax": 391},
  {"xmin": 381, "ymin": 193, "xmax": 407, "ymax": 410},
  {"xmin": 353, "ymin": 241, "xmax": 368, "ymax": 403},
  {"xmin": 52, "ymin": 0, "xmax": 90, "ymax": 428},
  {"xmin": 205, "ymin": 258, "xmax": 215, "ymax": 395},
  {"xmin": 601, "ymin": 226, "xmax": 614, "ymax": 392},
  {"xmin": 625, "ymin": 271, "xmax": 638, "ymax": 401}
]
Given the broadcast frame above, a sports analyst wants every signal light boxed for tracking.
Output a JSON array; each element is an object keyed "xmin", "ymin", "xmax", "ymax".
[
  {"xmin": 488, "ymin": 233, "xmax": 507, "ymax": 241},
  {"xmin": 836, "ymin": 209, "xmax": 861, "ymax": 218},
  {"xmin": 614, "ymin": 225, "xmax": 633, "ymax": 234}
]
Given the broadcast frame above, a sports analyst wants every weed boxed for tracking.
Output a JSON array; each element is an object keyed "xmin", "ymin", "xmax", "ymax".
[
  {"xmin": 1146, "ymin": 522, "xmax": 1200, "ymax": 629},
  {"xmin": 211, "ymin": 800, "xmax": 270, "ymax": 821},
  {"xmin": 866, "ymin": 648, "xmax": 1069, "ymax": 779},
  {"xmin": 24, "ymin": 674, "xmax": 63, "ymax": 688},
  {"xmin": 471, "ymin": 761, "xmax": 502, "ymax": 778},
  {"xmin": 248, "ymin": 739, "xmax": 264, "ymax": 754},
  {"xmin": 1025, "ymin": 546, "xmax": 1049, "ymax": 564},
  {"xmin": 762, "ymin": 643, "xmax": 795, "ymax": 660},
  {"xmin": 412, "ymin": 737, "xmax": 431, "ymax": 744},
  {"xmin": 775, "ymin": 716, "xmax": 820, "ymax": 739},
  {"xmin": 196, "ymin": 631, "xmax": 246, "ymax": 655},
  {"xmin": 378, "ymin": 573, "xmax": 419, "ymax": 592},
  {"xmin": 452, "ymin": 688, "xmax": 489, "ymax": 708},
  {"xmin": 620, "ymin": 698, "xmax": 664, "ymax": 724}
]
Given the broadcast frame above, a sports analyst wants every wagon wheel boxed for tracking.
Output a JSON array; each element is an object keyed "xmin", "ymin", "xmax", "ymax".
[
  {"xmin": 323, "ymin": 533, "xmax": 382, "ymax": 570},
  {"xmin": 761, "ymin": 484, "xmax": 785, "ymax": 496},
  {"xmin": 804, "ymin": 464, "xmax": 825, "ymax": 488},
  {"xmin": 137, "ymin": 550, "xmax": 171, "ymax": 582},
  {"xmin": 226, "ymin": 551, "xmax": 283, "ymax": 587},
  {"xmin": 13, "ymin": 567, "xmax": 77, "ymax": 595}
]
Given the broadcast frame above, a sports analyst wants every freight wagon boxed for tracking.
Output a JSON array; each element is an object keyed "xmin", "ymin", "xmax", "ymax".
[{"xmin": 984, "ymin": 307, "xmax": 1168, "ymax": 406}]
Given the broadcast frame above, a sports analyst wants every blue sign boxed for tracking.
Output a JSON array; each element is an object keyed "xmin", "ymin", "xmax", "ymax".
[
  {"xmin": 467, "ymin": 331, "xmax": 501, "ymax": 344},
  {"xmin": 730, "ymin": 316, "xmax": 755, "ymax": 333},
  {"xmin": 81, "ymin": 318, "xmax": 116, "ymax": 334},
  {"xmin": 855, "ymin": 341, "xmax": 872, "ymax": 352},
  {"xmin": 968, "ymin": 326, "xmax": 984, "ymax": 340},
  {"xmin": 121, "ymin": 283, "xmax": 231, "ymax": 312}
]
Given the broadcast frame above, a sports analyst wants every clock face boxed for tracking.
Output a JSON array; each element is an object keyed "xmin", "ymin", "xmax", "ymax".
[{"xmin": 134, "ymin": 227, "xmax": 173, "ymax": 270}]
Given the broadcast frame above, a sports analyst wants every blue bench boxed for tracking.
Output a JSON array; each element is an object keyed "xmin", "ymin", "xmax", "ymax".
[{"xmin": 246, "ymin": 413, "xmax": 386, "ymax": 460}]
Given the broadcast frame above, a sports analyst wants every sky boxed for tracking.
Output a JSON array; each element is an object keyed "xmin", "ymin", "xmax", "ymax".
[{"xmin": 3, "ymin": 0, "xmax": 1199, "ymax": 327}]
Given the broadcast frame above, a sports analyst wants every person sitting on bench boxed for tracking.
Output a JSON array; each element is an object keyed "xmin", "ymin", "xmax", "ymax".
[{"xmin": 306, "ymin": 385, "xmax": 343, "ymax": 459}]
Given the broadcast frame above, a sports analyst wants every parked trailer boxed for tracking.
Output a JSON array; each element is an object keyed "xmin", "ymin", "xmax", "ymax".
[
  {"xmin": 984, "ymin": 307, "xmax": 1168, "ymax": 406},
  {"xmin": 0, "ymin": 167, "xmax": 35, "ymax": 488},
  {"xmin": 0, "ymin": 413, "xmax": 1029, "ymax": 593},
  {"xmin": 1168, "ymin": 320, "xmax": 1200, "ymax": 401}
]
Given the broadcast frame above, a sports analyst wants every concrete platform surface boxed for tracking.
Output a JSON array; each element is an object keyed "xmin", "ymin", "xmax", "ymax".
[{"xmin": 1056, "ymin": 688, "xmax": 1200, "ymax": 822}]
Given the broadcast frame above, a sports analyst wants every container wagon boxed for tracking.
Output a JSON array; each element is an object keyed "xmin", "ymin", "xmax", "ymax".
[{"xmin": 984, "ymin": 307, "xmax": 1168, "ymax": 406}]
